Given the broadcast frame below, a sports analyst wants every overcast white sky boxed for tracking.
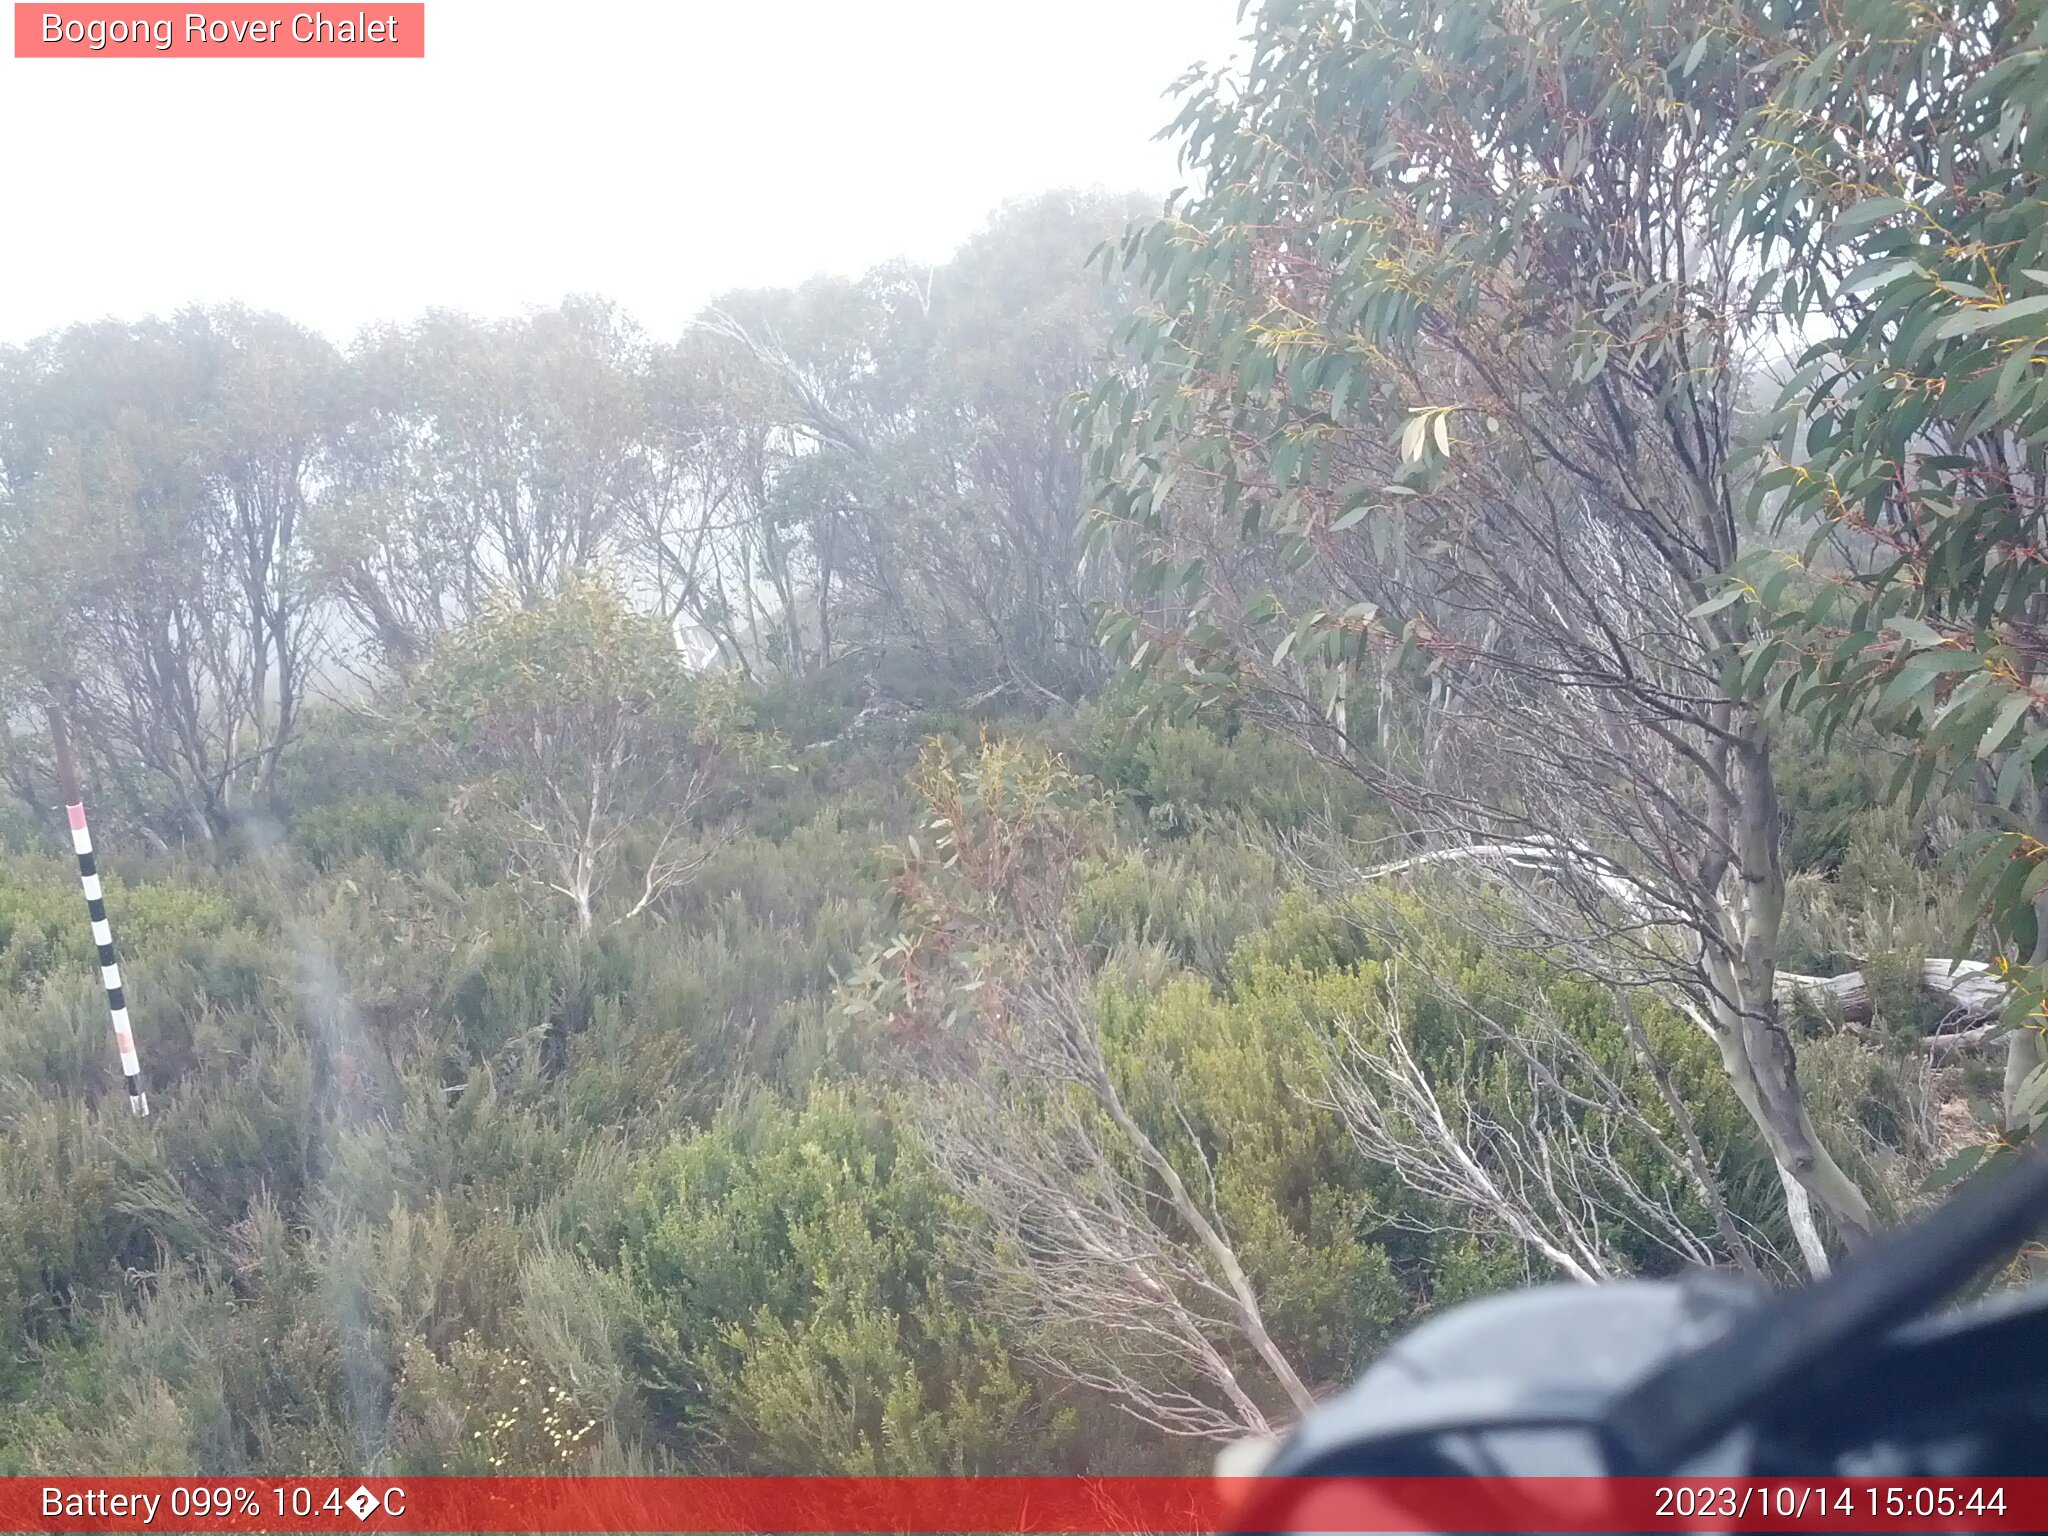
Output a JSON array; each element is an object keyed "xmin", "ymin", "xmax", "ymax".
[{"xmin": 0, "ymin": 1, "xmax": 1248, "ymax": 346}]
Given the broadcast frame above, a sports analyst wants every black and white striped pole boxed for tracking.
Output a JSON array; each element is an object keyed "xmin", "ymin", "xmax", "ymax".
[{"xmin": 49, "ymin": 705, "xmax": 148, "ymax": 1116}]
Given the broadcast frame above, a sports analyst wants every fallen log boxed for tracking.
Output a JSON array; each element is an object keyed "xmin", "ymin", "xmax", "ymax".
[
  {"xmin": 1353, "ymin": 840, "xmax": 2013, "ymax": 1046},
  {"xmin": 1776, "ymin": 958, "xmax": 2007, "ymax": 1034}
]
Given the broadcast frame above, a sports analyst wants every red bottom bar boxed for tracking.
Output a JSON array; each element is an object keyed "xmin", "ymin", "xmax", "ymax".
[{"xmin": 4, "ymin": 1476, "xmax": 2043, "ymax": 1533}]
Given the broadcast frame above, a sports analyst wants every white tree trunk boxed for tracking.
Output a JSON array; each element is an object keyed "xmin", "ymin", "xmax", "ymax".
[{"xmin": 1776, "ymin": 1163, "xmax": 1831, "ymax": 1278}]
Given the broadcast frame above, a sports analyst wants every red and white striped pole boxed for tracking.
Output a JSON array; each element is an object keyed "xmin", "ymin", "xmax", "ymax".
[{"xmin": 49, "ymin": 705, "xmax": 148, "ymax": 1116}]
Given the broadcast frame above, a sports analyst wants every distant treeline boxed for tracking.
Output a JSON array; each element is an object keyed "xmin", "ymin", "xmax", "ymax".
[{"xmin": 0, "ymin": 190, "xmax": 1148, "ymax": 843}]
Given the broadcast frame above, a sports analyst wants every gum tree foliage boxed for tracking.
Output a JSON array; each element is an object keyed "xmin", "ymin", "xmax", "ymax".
[
  {"xmin": 1712, "ymin": 0, "xmax": 2048, "ymax": 1151},
  {"xmin": 1080, "ymin": 0, "xmax": 1877, "ymax": 1261},
  {"xmin": 1, "ymin": 201, "xmax": 1151, "ymax": 856},
  {"xmin": 841, "ymin": 191, "xmax": 1151, "ymax": 699},
  {"xmin": 409, "ymin": 577, "xmax": 734, "ymax": 931},
  {"xmin": 319, "ymin": 299, "xmax": 651, "ymax": 669},
  {"xmin": 625, "ymin": 323, "xmax": 820, "ymax": 680},
  {"xmin": 648, "ymin": 193, "xmax": 1148, "ymax": 695},
  {"xmin": 0, "ymin": 308, "xmax": 341, "ymax": 839}
]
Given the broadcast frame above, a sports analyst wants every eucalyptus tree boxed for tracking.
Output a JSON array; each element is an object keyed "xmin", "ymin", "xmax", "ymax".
[
  {"xmin": 1083, "ymin": 0, "xmax": 1873, "ymax": 1265},
  {"xmin": 624, "ymin": 331, "xmax": 774, "ymax": 676},
  {"xmin": 319, "ymin": 298, "xmax": 649, "ymax": 669},
  {"xmin": 408, "ymin": 576, "xmax": 734, "ymax": 931},
  {"xmin": 660, "ymin": 300, "xmax": 860, "ymax": 680},
  {"xmin": 626, "ymin": 193, "xmax": 1148, "ymax": 693},
  {"xmin": 194, "ymin": 306, "xmax": 340, "ymax": 801},
  {"xmin": 847, "ymin": 191, "xmax": 1151, "ymax": 700},
  {"xmin": 0, "ymin": 307, "xmax": 340, "ymax": 839},
  {"xmin": 1715, "ymin": 0, "xmax": 2048, "ymax": 1145}
]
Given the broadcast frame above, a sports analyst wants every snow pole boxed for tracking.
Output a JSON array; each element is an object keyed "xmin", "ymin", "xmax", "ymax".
[{"xmin": 48, "ymin": 704, "xmax": 148, "ymax": 1115}]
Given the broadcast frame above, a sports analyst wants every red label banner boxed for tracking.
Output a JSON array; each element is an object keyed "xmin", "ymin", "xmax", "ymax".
[
  {"xmin": 1, "ymin": 1476, "xmax": 2044, "ymax": 1533},
  {"xmin": 13, "ymin": 5, "xmax": 424, "ymax": 57}
]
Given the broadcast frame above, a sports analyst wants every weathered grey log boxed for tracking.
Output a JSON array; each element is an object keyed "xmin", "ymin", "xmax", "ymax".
[
  {"xmin": 1357, "ymin": 841, "xmax": 2009, "ymax": 1039},
  {"xmin": 1926, "ymin": 1022, "xmax": 2006, "ymax": 1061},
  {"xmin": 1775, "ymin": 959, "xmax": 2007, "ymax": 1032}
]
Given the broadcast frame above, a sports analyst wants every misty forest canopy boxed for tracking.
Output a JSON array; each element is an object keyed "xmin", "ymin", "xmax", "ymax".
[
  {"xmin": 1, "ymin": 0, "xmax": 2045, "ymax": 1479},
  {"xmin": 0, "ymin": 191, "xmax": 1139, "ymax": 846}
]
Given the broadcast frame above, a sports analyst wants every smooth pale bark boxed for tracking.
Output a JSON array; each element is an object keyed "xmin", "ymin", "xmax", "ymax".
[
  {"xmin": 1087, "ymin": 1058, "xmax": 1318, "ymax": 1419},
  {"xmin": 1775, "ymin": 1166, "xmax": 1831, "ymax": 1278},
  {"xmin": 1355, "ymin": 808, "xmax": 1888, "ymax": 1266},
  {"xmin": 1720, "ymin": 729, "xmax": 1875, "ymax": 1246}
]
